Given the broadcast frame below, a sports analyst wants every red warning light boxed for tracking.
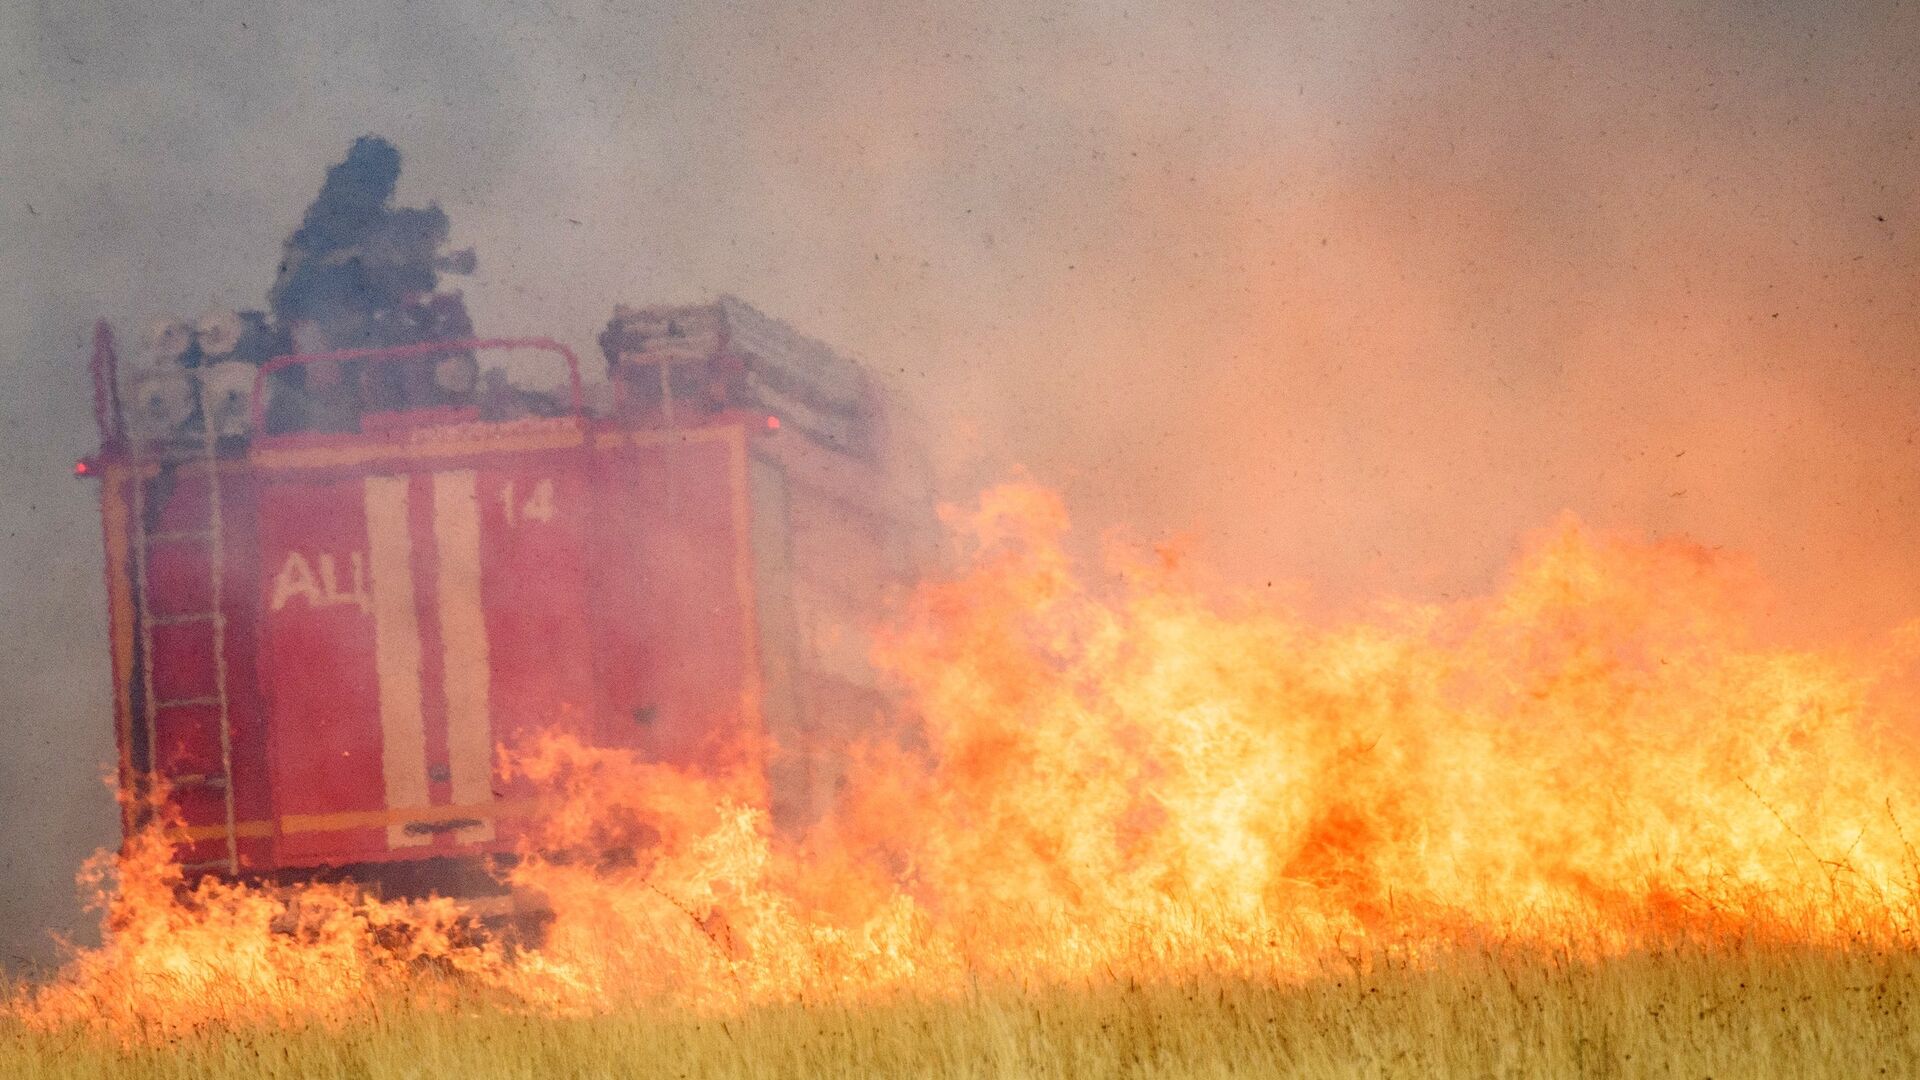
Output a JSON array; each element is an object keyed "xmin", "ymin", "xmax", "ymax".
[
  {"xmin": 765, "ymin": 414, "xmax": 781, "ymax": 431},
  {"xmin": 73, "ymin": 459, "xmax": 94, "ymax": 477}
]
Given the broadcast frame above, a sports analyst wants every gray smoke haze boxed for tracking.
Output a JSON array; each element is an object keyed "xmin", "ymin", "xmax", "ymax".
[{"xmin": 2, "ymin": 1, "xmax": 1917, "ymax": 964}]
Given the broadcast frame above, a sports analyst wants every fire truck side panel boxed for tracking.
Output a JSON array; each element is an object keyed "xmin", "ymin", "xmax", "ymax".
[
  {"xmin": 746, "ymin": 453, "xmax": 810, "ymax": 827},
  {"xmin": 255, "ymin": 473, "xmax": 394, "ymax": 864},
  {"xmin": 589, "ymin": 427, "xmax": 758, "ymax": 777},
  {"xmin": 751, "ymin": 431, "xmax": 933, "ymax": 822},
  {"xmin": 471, "ymin": 456, "xmax": 597, "ymax": 840},
  {"xmin": 251, "ymin": 446, "xmax": 600, "ymax": 865}
]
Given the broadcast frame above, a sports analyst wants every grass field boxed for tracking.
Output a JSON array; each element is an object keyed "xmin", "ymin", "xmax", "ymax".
[{"xmin": 7, "ymin": 940, "xmax": 1919, "ymax": 1078}]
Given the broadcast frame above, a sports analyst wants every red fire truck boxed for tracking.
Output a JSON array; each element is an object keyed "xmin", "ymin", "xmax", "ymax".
[{"xmin": 79, "ymin": 299, "xmax": 933, "ymax": 904}]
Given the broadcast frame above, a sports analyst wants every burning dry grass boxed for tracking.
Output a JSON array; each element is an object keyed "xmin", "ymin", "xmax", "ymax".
[
  {"xmin": 11, "ymin": 483, "xmax": 1920, "ymax": 1071},
  {"xmin": 6, "ymin": 940, "xmax": 1920, "ymax": 1078}
]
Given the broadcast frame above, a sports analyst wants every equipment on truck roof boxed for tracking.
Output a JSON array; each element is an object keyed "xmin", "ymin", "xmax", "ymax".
[{"xmin": 600, "ymin": 297, "xmax": 879, "ymax": 457}]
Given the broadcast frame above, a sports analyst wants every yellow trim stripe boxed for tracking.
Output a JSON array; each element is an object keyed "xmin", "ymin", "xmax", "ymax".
[{"xmin": 170, "ymin": 799, "xmax": 538, "ymax": 844}]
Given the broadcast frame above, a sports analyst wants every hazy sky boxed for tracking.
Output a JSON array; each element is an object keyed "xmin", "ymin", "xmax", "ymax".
[{"xmin": 2, "ymin": 0, "xmax": 1916, "ymax": 962}]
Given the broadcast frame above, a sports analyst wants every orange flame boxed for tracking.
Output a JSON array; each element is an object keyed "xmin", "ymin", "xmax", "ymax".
[
  {"xmin": 18, "ymin": 811, "xmax": 520, "ymax": 1034},
  {"xmin": 14, "ymin": 482, "xmax": 1920, "ymax": 1037}
]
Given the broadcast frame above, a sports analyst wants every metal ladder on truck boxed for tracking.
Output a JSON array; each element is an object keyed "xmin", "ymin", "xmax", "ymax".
[{"xmin": 128, "ymin": 417, "xmax": 240, "ymax": 875}]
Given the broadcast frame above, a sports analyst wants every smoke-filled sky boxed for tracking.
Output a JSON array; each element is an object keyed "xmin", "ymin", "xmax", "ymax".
[{"xmin": 1, "ymin": 1, "xmax": 1916, "ymax": 962}]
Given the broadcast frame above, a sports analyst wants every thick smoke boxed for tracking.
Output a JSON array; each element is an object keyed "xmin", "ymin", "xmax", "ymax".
[{"xmin": 3, "ymin": 0, "xmax": 1918, "ymax": 967}]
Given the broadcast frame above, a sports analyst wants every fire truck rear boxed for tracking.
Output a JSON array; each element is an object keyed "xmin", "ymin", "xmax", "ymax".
[{"xmin": 78, "ymin": 297, "xmax": 933, "ymax": 911}]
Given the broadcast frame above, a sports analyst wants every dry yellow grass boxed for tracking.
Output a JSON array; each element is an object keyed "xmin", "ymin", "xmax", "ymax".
[{"xmin": 6, "ymin": 939, "xmax": 1919, "ymax": 1078}]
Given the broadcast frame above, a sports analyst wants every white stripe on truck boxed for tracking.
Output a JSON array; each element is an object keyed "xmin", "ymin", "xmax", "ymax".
[
  {"xmin": 432, "ymin": 470, "xmax": 496, "ymax": 844},
  {"xmin": 363, "ymin": 474, "xmax": 430, "ymax": 848}
]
